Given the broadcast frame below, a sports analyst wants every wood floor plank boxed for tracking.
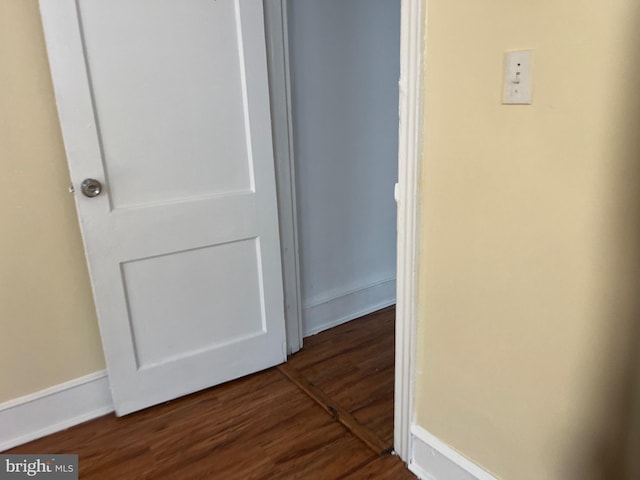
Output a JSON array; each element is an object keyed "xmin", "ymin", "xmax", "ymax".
[
  {"xmin": 288, "ymin": 306, "xmax": 396, "ymax": 447},
  {"xmin": 7, "ymin": 370, "xmax": 378, "ymax": 479},
  {"xmin": 343, "ymin": 454, "xmax": 417, "ymax": 479},
  {"xmin": 5, "ymin": 305, "xmax": 412, "ymax": 478},
  {"xmin": 277, "ymin": 363, "xmax": 390, "ymax": 455}
]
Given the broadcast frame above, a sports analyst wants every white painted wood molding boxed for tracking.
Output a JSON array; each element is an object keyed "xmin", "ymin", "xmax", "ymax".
[
  {"xmin": 0, "ymin": 371, "xmax": 114, "ymax": 452},
  {"xmin": 394, "ymin": 0, "xmax": 425, "ymax": 463},
  {"xmin": 410, "ymin": 425, "xmax": 500, "ymax": 480},
  {"xmin": 302, "ymin": 277, "xmax": 396, "ymax": 337},
  {"xmin": 264, "ymin": 0, "xmax": 303, "ymax": 355}
]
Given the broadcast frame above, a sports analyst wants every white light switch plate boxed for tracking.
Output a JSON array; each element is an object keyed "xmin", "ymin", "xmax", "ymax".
[{"xmin": 502, "ymin": 50, "xmax": 532, "ymax": 104}]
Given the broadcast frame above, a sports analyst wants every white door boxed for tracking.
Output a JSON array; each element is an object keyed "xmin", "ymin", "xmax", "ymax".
[{"xmin": 40, "ymin": 0, "xmax": 287, "ymax": 415}]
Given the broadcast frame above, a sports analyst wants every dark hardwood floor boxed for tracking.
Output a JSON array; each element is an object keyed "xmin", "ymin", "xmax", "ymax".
[
  {"xmin": 286, "ymin": 306, "xmax": 396, "ymax": 449},
  {"xmin": 7, "ymin": 306, "xmax": 414, "ymax": 479}
]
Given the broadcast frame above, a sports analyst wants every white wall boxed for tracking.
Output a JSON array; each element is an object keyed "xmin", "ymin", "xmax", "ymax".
[{"xmin": 288, "ymin": 0, "xmax": 401, "ymax": 336}]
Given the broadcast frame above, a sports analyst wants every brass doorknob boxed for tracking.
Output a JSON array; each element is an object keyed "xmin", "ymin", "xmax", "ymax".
[{"xmin": 81, "ymin": 178, "xmax": 102, "ymax": 198}]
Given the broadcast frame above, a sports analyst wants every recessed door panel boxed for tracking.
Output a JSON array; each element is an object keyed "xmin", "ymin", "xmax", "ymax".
[
  {"xmin": 78, "ymin": 0, "xmax": 252, "ymax": 208},
  {"xmin": 122, "ymin": 238, "xmax": 265, "ymax": 369}
]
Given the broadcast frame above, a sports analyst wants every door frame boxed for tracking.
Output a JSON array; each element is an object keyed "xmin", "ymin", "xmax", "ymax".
[
  {"xmin": 394, "ymin": 0, "xmax": 424, "ymax": 462},
  {"xmin": 264, "ymin": 0, "xmax": 303, "ymax": 355},
  {"xmin": 266, "ymin": 0, "xmax": 424, "ymax": 462}
]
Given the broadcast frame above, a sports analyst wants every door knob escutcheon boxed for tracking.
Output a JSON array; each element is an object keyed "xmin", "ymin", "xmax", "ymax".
[{"xmin": 81, "ymin": 178, "xmax": 102, "ymax": 198}]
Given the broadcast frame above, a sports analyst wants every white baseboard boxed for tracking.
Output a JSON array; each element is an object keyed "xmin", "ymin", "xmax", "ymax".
[
  {"xmin": 0, "ymin": 370, "xmax": 114, "ymax": 452},
  {"xmin": 410, "ymin": 425, "xmax": 499, "ymax": 480},
  {"xmin": 302, "ymin": 277, "xmax": 396, "ymax": 337}
]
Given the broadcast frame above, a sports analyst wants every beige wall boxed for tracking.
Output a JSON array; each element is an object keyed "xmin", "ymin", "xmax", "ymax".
[
  {"xmin": 4, "ymin": 1, "xmax": 640, "ymax": 475},
  {"xmin": 415, "ymin": 0, "xmax": 640, "ymax": 479},
  {"xmin": 0, "ymin": 1, "xmax": 105, "ymax": 403}
]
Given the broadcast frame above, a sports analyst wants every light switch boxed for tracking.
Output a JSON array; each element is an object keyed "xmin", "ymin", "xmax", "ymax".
[{"xmin": 502, "ymin": 50, "xmax": 532, "ymax": 105}]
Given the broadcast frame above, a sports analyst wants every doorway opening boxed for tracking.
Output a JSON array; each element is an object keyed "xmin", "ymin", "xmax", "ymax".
[{"xmin": 274, "ymin": 0, "xmax": 402, "ymax": 455}]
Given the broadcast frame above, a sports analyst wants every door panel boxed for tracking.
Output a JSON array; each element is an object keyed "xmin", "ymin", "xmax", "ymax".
[
  {"xmin": 78, "ymin": 0, "xmax": 252, "ymax": 208},
  {"xmin": 40, "ymin": 0, "xmax": 286, "ymax": 415},
  {"xmin": 121, "ymin": 238, "xmax": 266, "ymax": 369}
]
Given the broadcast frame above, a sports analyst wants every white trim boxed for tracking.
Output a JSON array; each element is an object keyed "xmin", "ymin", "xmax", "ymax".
[
  {"xmin": 264, "ymin": 0, "xmax": 303, "ymax": 355},
  {"xmin": 0, "ymin": 371, "xmax": 114, "ymax": 452},
  {"xmin": 394, "ymin": 0, "xmax": 425, "ymax": 463},
  {"xmin": 303, "ymin": 278, "xmax": 396, "ymax": 337},
  {"xmin": 409, "ymin": 425, "xmax": 500, "ymax": 480}
]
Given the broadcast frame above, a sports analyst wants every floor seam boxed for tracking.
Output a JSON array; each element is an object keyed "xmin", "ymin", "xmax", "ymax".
[{"xmin": 276, "ymin": 363, "xmax": 392, "ymax": 456}]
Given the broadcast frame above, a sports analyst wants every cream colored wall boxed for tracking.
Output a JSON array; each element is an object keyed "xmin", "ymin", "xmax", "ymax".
[
  {"xmin": 0, "ymin": 1, "xmax": 105, "ymax": 403},
  {"xmin": 415, "ymin": 1, "xmax": 640, "ymax": 479}
]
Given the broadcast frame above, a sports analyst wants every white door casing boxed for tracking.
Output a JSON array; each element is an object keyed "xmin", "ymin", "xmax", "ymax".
[
  {"xmin": 395, "ymin": 0, "xmax": 424, "ymax": 462},
  {"xmin": 263, "ymin": 0, "xmax": 303, "ymax": 355},
  {"xmin": 40, "ymin": 0, "xmax": 287, "ymax": 415}
]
